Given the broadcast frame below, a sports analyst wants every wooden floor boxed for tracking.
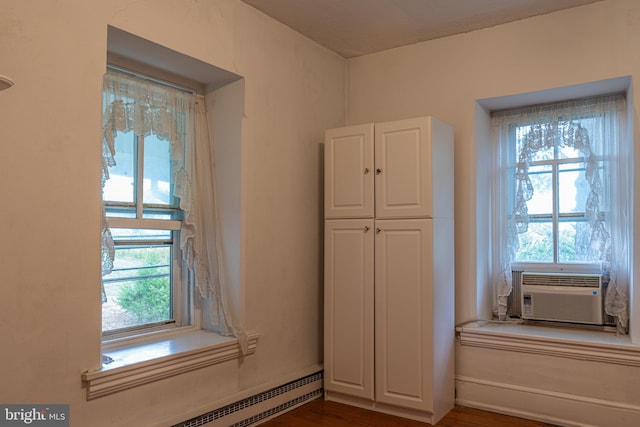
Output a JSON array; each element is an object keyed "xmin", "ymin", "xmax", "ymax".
[{"xmin": 259, "ymin": 398, "xmax": 559, "ymax": 427}]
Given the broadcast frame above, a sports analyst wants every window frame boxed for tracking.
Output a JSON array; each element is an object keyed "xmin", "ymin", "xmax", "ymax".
[
  {"xmin": 503, "ymin": 111, "xmax": 611, "ymax": 270},
  {"xmin": 102, "ymin": 222, "xmax": 190, "ymax": 340},
  {"xmin": 509, "ymin": 155, "xmax": 600, "ymax": 265},
  {"xmin": 101, "ymin": 78, "xmax": 193, "ymax": 340}
]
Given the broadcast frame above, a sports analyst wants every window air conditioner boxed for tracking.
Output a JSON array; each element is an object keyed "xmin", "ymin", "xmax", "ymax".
[{"xmin": 520, "ymin": 272, "xmax": 603, "ymax": 325}]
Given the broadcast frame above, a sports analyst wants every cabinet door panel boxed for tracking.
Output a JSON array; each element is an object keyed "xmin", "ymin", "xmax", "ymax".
[
  {"xmin": 375, "ymin": 118, "xmax": 432, "ymax": 218},
  {"xmin": 375, "ymin": 219, "xmax": 433, "ymax": 411},
  {"xmin": 325, "ymin": 124, "xmax": 374, "ymax": 218},
  {"xmin": 324, "ymin": 219, "xmax": 374, "ymax": 399}
]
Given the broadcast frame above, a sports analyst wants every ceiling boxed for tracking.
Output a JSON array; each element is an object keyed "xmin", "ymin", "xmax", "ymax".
[{"xmin": 241, "ymin": 0, "xmax": 601, "ymax": 58}]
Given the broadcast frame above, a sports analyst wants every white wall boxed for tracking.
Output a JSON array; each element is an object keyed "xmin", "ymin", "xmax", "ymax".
[
  {"xmin": 4, "ymin": 0, "xmax": 640, "ymax": 425},
  {"xmin": 346, "ymin": 0, "xmax": 640, "ymax": 424},
  {"xmin": 346, "ymin": 0, "xmax": 640, "ymax": 327},
  {"xmin": 0, "ymin": 0, "xmax": 344, "ymax": 425}
]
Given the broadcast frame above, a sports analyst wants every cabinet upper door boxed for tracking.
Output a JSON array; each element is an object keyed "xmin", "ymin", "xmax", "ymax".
[
  {"xmin": 325, "ymin": 124, "xmax": 374, "ymax": 219},
  {"xmin": 375, "ymin": 117, "xmax": 432, "ymax": 219}
]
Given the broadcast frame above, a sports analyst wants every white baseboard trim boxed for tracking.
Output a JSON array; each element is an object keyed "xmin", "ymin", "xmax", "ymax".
[{"xmin": 456, "ymin": 375, "xmax": 640, "ymax": 427}]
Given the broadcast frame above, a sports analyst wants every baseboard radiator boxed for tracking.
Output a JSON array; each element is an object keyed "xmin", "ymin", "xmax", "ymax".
[{"xmin": 173, "ymin": 371, "xmax": 323, "ymax": 427}]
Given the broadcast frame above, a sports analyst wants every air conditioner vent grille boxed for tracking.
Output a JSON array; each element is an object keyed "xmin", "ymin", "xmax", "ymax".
[{"xmin": 521, "ymin": 272, "xmax": 600, "ymax": 288}]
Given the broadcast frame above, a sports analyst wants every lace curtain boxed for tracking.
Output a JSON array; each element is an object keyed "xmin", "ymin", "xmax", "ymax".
[
  {"xmin": 101, "ymin": 71, "xmax": 246, "ymax": 348},
  {"xmin": 491, "ymin": 94, "xmax": 629, "ymax": 333}
]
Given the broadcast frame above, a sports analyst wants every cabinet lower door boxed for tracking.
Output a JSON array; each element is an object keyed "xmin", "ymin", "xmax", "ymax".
[
  {"xmin": 324, "ymin": 219, "xmax": 375, "ymax": 399},
  {"xmin": 374, "ymin": 219, "xmax": 433, "ymax": 412}
]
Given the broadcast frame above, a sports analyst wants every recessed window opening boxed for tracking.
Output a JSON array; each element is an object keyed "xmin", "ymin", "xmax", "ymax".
[
  {"xmin": 106, "ymin": 64, "xmax": 196, "ymax": 95},
  {"xmin": 100, "ymin": 26, "xmax": 247, "ymax": 359},
  {"xmin": 490, "ymin": 93, "xmax": 630, "ymax": 333}
]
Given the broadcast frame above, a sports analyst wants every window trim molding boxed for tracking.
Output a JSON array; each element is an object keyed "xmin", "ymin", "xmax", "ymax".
[
  {"xmin": 457, "ymin": 323, "xmax": 640, "ymax": 367},
  {"xmin": 82, "ymin": 331, "xmax": 259, "ymax": 400}
]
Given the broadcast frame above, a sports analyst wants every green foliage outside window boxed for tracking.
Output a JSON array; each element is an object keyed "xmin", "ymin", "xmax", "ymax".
[{"xmin": 117, "ymin": 249, "xmax": 171, "ymax": 324}]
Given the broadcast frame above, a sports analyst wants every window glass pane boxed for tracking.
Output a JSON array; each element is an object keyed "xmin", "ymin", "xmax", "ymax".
[
  {"xmin": 143, "ymin": 134, "xmax": 173, "ymax": 206},
  {"xmin": 104, "ymin": 131, "xmax": 135, "ymax": 203},
  {"xmin": 497, "ymin": 96, "xmax": 621, "ymax": 268},
  {"xmin": 558, "ymin": 220, "xmax": 598, "ymax": 263},
  {"xmin": 105, "ymin": 208, "xmax": 136, "ymax": 219},
  {"xmin": 142, "ymin": 210, "xmax": 182, "ymax": 221},
  {"xmin": 110, "ymin": 228, "xmax": 172, "ymax": 241},
  {"xmin": 526, "ymin": 165, "xmax": 552, "ymax": 215},
  {"xmin": 558, "ymin": 162, "xmax": 587, "ymax": 214},
  {"xmin": 557, "ymin": 144, "xmax": 581, "ymax": 159},
  {"xmin": 102, "ymin": 245, "xmax": 172, "ymax": 332},
  {"xmin": 516, "ymin": 221, "xmax": 553, "ymax": 262}
]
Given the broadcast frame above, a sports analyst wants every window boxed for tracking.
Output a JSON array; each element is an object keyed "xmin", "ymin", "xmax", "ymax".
[
  {"xmin": 509, "ymin": 118, "xmax": 607, "ymax": 264},
  {"xmin": 101, "ymin": 70, "xmax": 194, "ymax": 337},
  {"xmin": 84, "ymin": 38, "xmax": 254, "ymax": 396},
  {"xmin": 102, "ymin": 129, "xmax": 188, "ymax": 335},
  {"xmin": 491, "ymin": 94, "xmax": 630, "ymax": 331}
]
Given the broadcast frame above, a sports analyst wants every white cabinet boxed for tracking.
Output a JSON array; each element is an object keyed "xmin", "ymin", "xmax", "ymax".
[
  {"xmin": 325, "ymin": 117, "xmax": 453, "ymax": 220},
  {"xmin": 323, "ymin": 116, "xmax": 454, "ymax": 424}
]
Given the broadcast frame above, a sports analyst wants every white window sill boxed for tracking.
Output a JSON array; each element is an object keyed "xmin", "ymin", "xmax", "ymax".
[
  {"xmin": 81, "ymin": 330, "xmax": 259, "ymax": 400},
  {"xmin": 456, "ymin": 322, "xmax": 640, "ymax": 366}
]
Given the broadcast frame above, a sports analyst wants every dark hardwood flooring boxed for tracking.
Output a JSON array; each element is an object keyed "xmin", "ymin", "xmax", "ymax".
[{"xmin": 259, "ymin": 398, "xmax": 560, "ymax": 426}]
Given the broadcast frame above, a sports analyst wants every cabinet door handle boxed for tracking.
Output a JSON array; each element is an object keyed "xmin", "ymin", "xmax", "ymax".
[
  {"xmin": 364, "ymin": 226, "xmax": 370, "ymax": 232},
  {"xmin": 376, "ymin": 168, "xmax": 382, "ymax": 174},
  {"xmin": 376, "ymin": 227, "xmax": 382, "ymax": 233},
  {"xmin": 364, "ymin": 167, "xmax": 370, "ymax": 174}
]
